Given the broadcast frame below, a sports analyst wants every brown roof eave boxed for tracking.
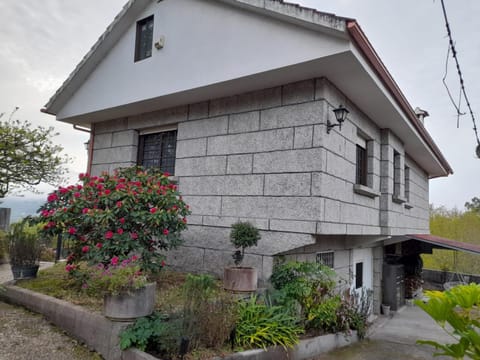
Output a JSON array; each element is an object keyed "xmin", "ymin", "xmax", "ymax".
[{"xmin": 346, "ymin": 20, "xmax": 453, "ymax": 177}]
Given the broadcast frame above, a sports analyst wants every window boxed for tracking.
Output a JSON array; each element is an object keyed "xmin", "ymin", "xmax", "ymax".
[
  {"xmin": 355, "ymin": 262, "xmax": 363, "ymax": 289},
  {"xmin": 138, "ymin": 130, "xmax": 177, "ymax": 174},
  {"xmin": 135, "ymin": 15, "xmax": 154, "ymax": 62},
  {"xmin": 393, "ymin": 151, "xmax": 401, "ymax": 196},
  {"xmin": 356, "ymin": 145, "xmax": 367, "ymax": 186},
  {"xmin": 316, "ymin": 251, "xmax": 334, "ymax": 269},
  {"xmin": 404, "ymin": 166, "xmax": 410, "ymax": 201}
]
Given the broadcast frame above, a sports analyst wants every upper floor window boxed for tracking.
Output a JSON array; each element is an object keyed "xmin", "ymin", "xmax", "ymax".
[
  {"xmin": 138, "ymin": 130, "xmax": 177, "ymax": 175},
  {"xmin": 135, "ymin": 15, "xmax": 154, "ymax": 62},
  {"xmin": 404, "ymin": 165, "xmax": 410, "ymax": 201},
  {"xmin": 356, "ymin": 144, "xmax": 367, "ymax": 186},
  {"xmin": 393, "ymin": 150, "xmax": 401, "ymax": 197}
]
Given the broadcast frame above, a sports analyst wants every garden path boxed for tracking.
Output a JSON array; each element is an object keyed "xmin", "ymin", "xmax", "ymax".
[
  {"xmin": 0, "ymin": 262, "xmax": 101, "ymax": 360},
  {"xmin": 314, "ymin": 305, "xmax": 452, "ymax": 360}
]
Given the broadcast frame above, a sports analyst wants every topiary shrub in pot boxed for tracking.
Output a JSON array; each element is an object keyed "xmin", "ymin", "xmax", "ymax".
[
  {"xmin": 224, "ymin": 221, "xmax": 260, "ymax": 292},
  {"xmin": 8, "ymin": 221, "xmax": 41, "ymax": 280}
]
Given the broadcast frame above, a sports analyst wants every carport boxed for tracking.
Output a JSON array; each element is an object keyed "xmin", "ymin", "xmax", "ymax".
[{"xmin": 381, "ymin": 234, "xmax": 480, "ymax": 310}]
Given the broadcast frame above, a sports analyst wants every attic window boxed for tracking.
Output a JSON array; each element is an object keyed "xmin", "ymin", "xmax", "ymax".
[{"xmin": 135, "ymin": 15, "xmax": 154, "ymax": 62}]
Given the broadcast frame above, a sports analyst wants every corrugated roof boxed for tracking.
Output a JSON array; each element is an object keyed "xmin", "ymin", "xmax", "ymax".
[{"xmin": 406, "ymin": 234, "xmax": 480, "ymax": 255}]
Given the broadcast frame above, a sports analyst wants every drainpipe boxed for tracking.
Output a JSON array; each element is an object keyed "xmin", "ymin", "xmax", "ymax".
[{"xmin": 73, "ymin": 125, "xmax": 94, "ymax": 175}]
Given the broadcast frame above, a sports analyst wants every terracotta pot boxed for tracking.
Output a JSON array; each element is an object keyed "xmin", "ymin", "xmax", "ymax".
[
  {"xmin": 103, "ymin": 282, "xmax": 156, "ymax": 321},
  {"xmin": 224, "ymin": 267, "xmax": 257, "ymax": 292}
]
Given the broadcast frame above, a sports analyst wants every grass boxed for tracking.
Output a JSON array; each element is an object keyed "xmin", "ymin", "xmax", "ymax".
[{"xmin": 16, "ymin": 263, "xmax": 201, "ymax": 314}]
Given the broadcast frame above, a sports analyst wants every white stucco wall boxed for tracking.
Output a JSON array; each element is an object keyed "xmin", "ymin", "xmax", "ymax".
[{"xmin": 57, "ymin": 0, "xmax": 348, "ymax": 120}]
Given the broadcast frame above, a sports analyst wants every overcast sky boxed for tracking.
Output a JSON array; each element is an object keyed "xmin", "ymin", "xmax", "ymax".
[{"xmin": 0, "ymin": 0, "xmax": 479, "ymax": 209}]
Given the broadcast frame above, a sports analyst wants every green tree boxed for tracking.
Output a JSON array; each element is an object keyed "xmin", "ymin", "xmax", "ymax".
[
  {"xmin": 0, "ymin": 109, "xmax": 68, "ymax": 198},
  {"xmin": 465, "ymin": 197, "xmax": 480, "ymax": 213}
]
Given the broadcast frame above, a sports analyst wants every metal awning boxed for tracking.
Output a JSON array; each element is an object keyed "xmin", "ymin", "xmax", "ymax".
[{"xmin": 386, "ymin": 234, "xmax": 480, "ymax": 256}]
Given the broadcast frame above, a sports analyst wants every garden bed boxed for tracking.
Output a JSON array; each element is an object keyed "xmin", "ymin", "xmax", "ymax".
[{"xmin": 0, "ymin": 283, "xmax": 358, "ymax": 360}]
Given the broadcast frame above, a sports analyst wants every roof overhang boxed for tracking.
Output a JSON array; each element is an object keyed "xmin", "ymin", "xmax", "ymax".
[
  {"xmin": 42, "ymin": 0, "xmax": 452, "ymax": 178},
  {"xmin": 386, "ymin": 234, "xmax": 480, "ymax": 256}
]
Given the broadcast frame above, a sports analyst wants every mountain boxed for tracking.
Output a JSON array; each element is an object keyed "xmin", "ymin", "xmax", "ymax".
[{"xmin": 0, "ymin": 197, "xmax": 45, "ymax": 224}]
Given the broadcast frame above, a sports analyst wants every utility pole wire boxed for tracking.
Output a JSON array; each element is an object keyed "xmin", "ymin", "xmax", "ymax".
[{"xmin": 440, "ymin": 0, "xmax": 480, "ymax": 146}]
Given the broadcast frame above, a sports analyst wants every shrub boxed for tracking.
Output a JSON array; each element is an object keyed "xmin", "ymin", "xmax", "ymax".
[
  {"xmin": 270, "ymin": 260, "xmax": 336, "ymax": 317},
  {"xmin": 37, "ymin": 166, "xmax": 190, "ymax": 274},
  {"xmin": 7, "ymin": 221, "xmax": 41, "ymax": 266},
  {"xmin": 181, "ymin": 274, "xmax": 237, "ymax": 349},
  {"xmin": 120, "ymin": 312, "xmax": 182, "ymax": 358},
  {"xmin": 307, "ymin": 296, "xmax": 341, "ymax": 333},
  {"xmin": 415, "ymin": 283, "xmax": 480, "ymax": 359},
  {"xmin": 230, "ymin": 222, "xmax": 260, "ymax": 266},
  {"xmin": 235, "ymin": 295, "xmax": 303, "ymax": 350}
]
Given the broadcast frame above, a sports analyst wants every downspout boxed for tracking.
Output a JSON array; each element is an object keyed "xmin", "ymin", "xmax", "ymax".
[{"xmin": 73, "ymin": 125, "xmax": 94, "ymax": 175}]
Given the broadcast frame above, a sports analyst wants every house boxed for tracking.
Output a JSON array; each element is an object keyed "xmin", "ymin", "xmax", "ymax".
[{"xmin": 42, "ymin": 0, "xmax": 454, "ymax": 313}]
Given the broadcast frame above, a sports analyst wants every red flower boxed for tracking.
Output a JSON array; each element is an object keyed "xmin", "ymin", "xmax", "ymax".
[
  {"xmin": 95, "ymin": 243, "xmax": 103, "ymax": 249},
  {"xmin": 59, "ymin": 187, "xmax": 68, "ymax": 194},
  {"xmin": 119, "ymin": 217, "xmax": 125, "ymax": 224},
  {"xmin": 82, "ymin": 208, "xmax": 89, "ymax": 214},
  {"xmin": 111, "ymin": 256, "xmax": 119, "ymax": 266},
  {"xmin": 163, "ymin": 229, "xmax": 169, "ymax": 235},
  {"xmin": 130, "ymin": 232, "xmax": 138, "ymax": 240},
  {"xmin": 104, "ymin": 189, "xmax": 111, "ymax": 195},
  {"xmin": 73, "ymin": 192, "xmax": 81, "ymax": 198},
  {"xmin": 68, "ymin": 227, "xmax": 76, "ymax": 235},
  {"xmin": 150, "ymin": 207, "xmax": 157, "ymax": 214},
  {"xmin": 47, "ymin": 193, "xmax": 58, "ymax": 202},
  {"xmin": 41, "ymin": 210, "xmax": 49, "ymax": 217},
  {"xmin": 105, "ymin": 231, "xmax": 114, "ymax": 239},
  {"xmin": 117, "ymin": 228, "xmax": 124, "ymax": 235},
  {"xmin": 163, "ymin": 172, "xmax": 170, "ymax": 177},
  {"xmin": 116, "ymin": 201, "xmax": 122, "ymax": 208},
  {"xmin": 81, "ymin": 246, "xmax": 89, "ymax": 253},
  {"xmin": 161, "ymin": 260, "xmax": 166, "ymax": 267},
  {"xmin": 65, "ymin": 264, "xmax": 76, "ymax": 272}
]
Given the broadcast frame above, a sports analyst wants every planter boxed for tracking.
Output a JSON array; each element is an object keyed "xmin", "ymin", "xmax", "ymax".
[
  {"xmin": 381, "ymin": 304, "xmax": 390, "ymax": 316},
  {"xmin": 11, "ymin": 264, "xmax": 39, "ymax": 280},
  {"xmin": 224, "ymin": 267, "xmax": 257, "ymax": 292},
  {"xmin": 103, "ymin": 282, "xmax": 156, "ymax": 321}
]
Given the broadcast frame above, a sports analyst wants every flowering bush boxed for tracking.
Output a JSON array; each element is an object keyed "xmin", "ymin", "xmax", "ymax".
[
  {"xmin": 38, "ymin": 166, "xmax": 190, "ymax": 274},
  {"xmin": 84, "ymin": 255, "xmax": 148, "ymax": 296}
]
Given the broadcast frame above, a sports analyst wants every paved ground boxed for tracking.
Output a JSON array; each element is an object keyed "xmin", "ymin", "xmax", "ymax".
[
  {"xmin": 315, "ymin": 305, "xmax": 453, "ymax": 360},
  {"xmin": 1, "ymin": 262, "xmax": 101, "ymax": 360}
]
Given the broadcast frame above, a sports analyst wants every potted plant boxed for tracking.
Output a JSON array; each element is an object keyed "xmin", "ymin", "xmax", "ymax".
[
  {"xmin": 83, "ymin": 255, "xmax": 156, "ymax": 321},
  {"xmin": 224, "ymin": 221, "xmax": 261, "ymax": 292},
  {"xmin": 7, "ymin": 221, "xmax": 41, "ymax": 280}
]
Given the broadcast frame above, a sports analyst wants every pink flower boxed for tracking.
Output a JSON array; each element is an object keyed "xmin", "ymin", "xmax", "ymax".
[
  {"xmin": 47, "ymin": 193, "xmax": 58, "ymax": 202},
  {"xmin": 130, "ymin": 232, "xmax": 138, "ymax": 240},
  {"xmin": 95, "ymin": 243, "xmax": 103, "ymax": 249},
  {"xmin": 111, "ymin": 256, "xmax": 119, "ymax": 266},
  {"xmin": 105, "ymin": 231, "xmax": 114, "ymax": 239},
  {"xmin": 163, "ymin": 172, "xmax": 170, "ymax": 177},
  {"xmin": 68, "ymin": 227, "xmax": 76, "ymax": 235},
  {"xmin": 59, "ymin": 187, "xmax": 68, "ymax": 194},
  {"xmin": 73, "ymin": 192, "xmax": 81, "ymax": 198},
  {"xmin": 104, "ymin": 189, "xmax": 111, "ymax": 195},
  {"xmin": 163, "ymin": 229, "xmax": 169, "ymax": 235},
  {"xmin": 117, "ymin": 228, "xmax": 124, "ymax": 235},
  {"xmin": 150, "ymin": 207, "xmax": 157, "ymax": 214},
  {"xmin": 131, "ymin": 255, "xmax": 139, "ymax": 261},
  {"xmin": 161, "ymin": 260, "xmax": 166, "ymax": 267},
  {"xmin": 41, "ymin": 210, "xmax": 49, "ymax": 217},
  {"xmin": 65, "ymin": 264, "xmax": 76, "ymax": 272},
  {"xmin": 81, "ymin": 246, "xmax": 89, "ymax": 253},
  {"xmin": 119, "ymin": 217, "xmax": 125, "ymax": 224},
  {"xmin": 82, "ymin": 208, "xmax": 89, "ymax": 214},
  {"xmin": 116, "ymin": 201, "xmax": 122, "ymax": 208}
]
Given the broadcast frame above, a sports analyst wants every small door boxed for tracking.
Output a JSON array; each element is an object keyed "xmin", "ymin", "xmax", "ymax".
[{"xmin": 352, "ymin": 248, "xmax": 373, "ymax": 292}]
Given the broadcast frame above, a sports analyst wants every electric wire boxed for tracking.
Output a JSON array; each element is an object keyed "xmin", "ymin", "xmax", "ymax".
[{"xmin": 440, "ymin": 0, "xmax": 480, "ymax": 146}]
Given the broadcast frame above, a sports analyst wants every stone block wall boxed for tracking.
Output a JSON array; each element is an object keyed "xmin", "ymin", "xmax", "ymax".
[{"xmin": 90, "ymin": 77, "xmax": 431, "ymax": 283}]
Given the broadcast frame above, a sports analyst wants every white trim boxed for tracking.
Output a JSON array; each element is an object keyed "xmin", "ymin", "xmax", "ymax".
[{"xmin": 138, "ymin": 124, "xmax": 177, "ymax": 135}]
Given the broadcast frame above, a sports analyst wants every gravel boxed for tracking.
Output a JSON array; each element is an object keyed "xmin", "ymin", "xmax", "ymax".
[{"xmin": 0, "ymin": 263, "xmax": 102, "ymax": 360}]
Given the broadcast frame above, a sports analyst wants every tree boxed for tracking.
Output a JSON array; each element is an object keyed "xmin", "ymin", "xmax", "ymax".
[
  {"xmin": 0, "ymin": 108, "xmax": 68, "ymax": 198},
  {"xmin": 465, "ymin": 197, "xmax": 480, "ymax": 213}
]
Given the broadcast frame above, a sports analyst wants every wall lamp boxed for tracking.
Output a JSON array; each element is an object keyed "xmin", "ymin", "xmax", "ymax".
[{"xmin": 327, "ymin": 104, "xmax": 349, "ymax": 134}]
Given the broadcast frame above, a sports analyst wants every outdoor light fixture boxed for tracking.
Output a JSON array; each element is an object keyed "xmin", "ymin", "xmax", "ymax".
[
  {"xmin": 84, "ymin": 140, "xmax": 90, "ymax": 151},
  {"xmin": 327, "ymin": 104, "xmax": 349, "ymax": 133}
]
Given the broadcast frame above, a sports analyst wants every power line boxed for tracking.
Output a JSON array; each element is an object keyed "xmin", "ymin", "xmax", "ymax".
[{"xmin": 440, "ymin": 0, "xmax": 480, "ymax": 150}]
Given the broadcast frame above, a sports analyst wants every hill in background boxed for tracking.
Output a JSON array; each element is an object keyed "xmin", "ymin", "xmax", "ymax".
[{"xmin": 0, "ymin": 197, "xmax": 44, "ymax": 224}]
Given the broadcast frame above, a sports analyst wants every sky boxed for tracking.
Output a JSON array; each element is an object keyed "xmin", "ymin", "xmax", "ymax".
[{"xmin": 0, "ymin": 0, "xmax": 479, "ymax": 209}]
